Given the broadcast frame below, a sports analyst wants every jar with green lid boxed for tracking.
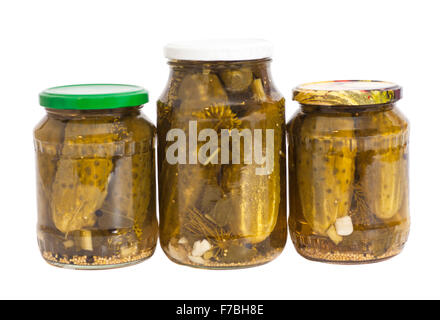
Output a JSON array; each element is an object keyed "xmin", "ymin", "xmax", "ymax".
[
  {"xmin": 157, "ymin": 40, "xmax": 287, "ymax": 269},
  {"xmin": 287, "ymin": 80, "xmax": 409, "ymax": 264},
  {"xmin": 34, "ymin": 84, "xmax": 158, "ymax": 269}
]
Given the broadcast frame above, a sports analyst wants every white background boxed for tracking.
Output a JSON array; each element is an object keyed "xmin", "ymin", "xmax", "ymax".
[{"xmin": 0, "ymin": 0, "xmax": 437, "ymax": 300}]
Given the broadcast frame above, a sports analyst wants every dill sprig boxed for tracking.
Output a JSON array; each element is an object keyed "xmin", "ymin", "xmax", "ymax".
[
  {"xmin": 352, "ymin": 183, "xmax": 371, "ymax": 217},
  {"xmin": 184, "ymin": 208, "xmax": 234, "ymax": 260},
  {"xmin": 192, "ymin": 104, "xmax": 242, "ymax": 131}
]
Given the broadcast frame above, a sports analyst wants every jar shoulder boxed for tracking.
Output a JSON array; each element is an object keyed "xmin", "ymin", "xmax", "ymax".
[
  {"xmin": 125, "ymin": 111, "xmax": 156, "ymax": 141},
  {"xmin": 158, "ymin": 83, "xmax": 283, "ymax": 107},
  {"xmin": 34, "ymin": 111, "xmax": 155, "ymax": 144},
  {"xmin": 33, "ymin": 115, "xmax": 66, "ymax": 143},
  {"xmin": 287, "ymin": 107, "xmax": 408, "ymax": 139},
  {"xmin": 158, "ymin": 62, "xmax": 283, "ymax": 108}
]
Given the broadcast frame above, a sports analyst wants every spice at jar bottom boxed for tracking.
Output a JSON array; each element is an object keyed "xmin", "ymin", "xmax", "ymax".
[
  {"xmin": 35, "ymin": 84, "xmax": 158, "ymax": 269},
  {"xmin": 287, "ymin": 80, "xmax": 409, "ymax": 264}
]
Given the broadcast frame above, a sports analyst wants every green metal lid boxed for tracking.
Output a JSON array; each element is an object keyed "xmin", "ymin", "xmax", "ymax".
[{"xmin": 39, "ymin": 84, "xmax": 149, "ymax": 110}]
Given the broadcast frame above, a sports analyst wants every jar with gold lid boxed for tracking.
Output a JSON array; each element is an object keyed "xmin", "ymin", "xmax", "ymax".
[
  {"xmin": 287, "ymin": 80, "xmax": 409, "ymax": 264},
  {"xmin": 34, "ymin": 84, "xmax": 158, "ymax": 269}
]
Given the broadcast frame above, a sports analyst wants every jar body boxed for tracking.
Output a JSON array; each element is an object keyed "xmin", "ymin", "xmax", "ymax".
[
  {"xmin": 34, "ymin": 107, "xmax": 158, "ymax": 269},
  {"xmin": 287, "ymin": 104, "xmax": 409, "ymax": 263},
  {"xmin": 157, "ymin": 59, "xmax": 287, "ymax": 268}
]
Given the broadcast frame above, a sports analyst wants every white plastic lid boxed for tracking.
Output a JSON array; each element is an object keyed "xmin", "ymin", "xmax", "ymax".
[{"xmin": 164, "ymin": 39, "xmax": 273, "ymax": 61}]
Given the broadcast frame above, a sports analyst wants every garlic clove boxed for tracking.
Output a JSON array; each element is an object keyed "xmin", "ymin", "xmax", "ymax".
[
  {"xmin": 335, "ymin": 216, "xmax": 354, "ymax": 236},
  {"xmin": 191, "ymin": 239, "xmax": 212, "ymax": 257},
  {"xmin": 167, "ymin": 243, "xmax": 186, "ymax": 262}
]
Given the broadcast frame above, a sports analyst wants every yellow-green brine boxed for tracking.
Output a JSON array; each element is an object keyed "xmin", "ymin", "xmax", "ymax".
[
  {"xmin": 34, "ymin": 84, "xmax": 158, "ymax": 269},
  {"xmin": 287, "ymin": 80, "xmax": 409, "ymax": 264},
  {"xmin": 157, "ymin": 40, "xmax": 287, "ymax": 269}
]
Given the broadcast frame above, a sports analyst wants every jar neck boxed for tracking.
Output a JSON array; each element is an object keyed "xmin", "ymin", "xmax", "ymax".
[
  {"xmin": 45, "ymin": 106, "xmax": 142, "ymax": 119},
  {"xmin": 300, "ymin": 103, "xmax": 395, "ymax": 114},
  {"xmin": 168, "ymin": 58, "xmax": 272, "ymax": 72},
  {"xmin": 160, "ymin": 57, "xmax": 281, "ymax": 103}
]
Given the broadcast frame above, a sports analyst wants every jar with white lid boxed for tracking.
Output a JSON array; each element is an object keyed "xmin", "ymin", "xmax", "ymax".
[{"xmin": 157, "ymin": 40, "xmax": 287, "ymax": 269}]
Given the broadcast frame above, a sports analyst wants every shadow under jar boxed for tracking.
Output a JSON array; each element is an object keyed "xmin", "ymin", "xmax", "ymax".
[
  {"xmin": 287, "ymin": 80, "xmax": 409, "ymax": 264},
  {"xmin": 34, "ymin": 84, "xmax": 158, "ymax": 269},
  {"xmin": 157, "ymin": 40, "xmax": 287, "ymax": 269}
]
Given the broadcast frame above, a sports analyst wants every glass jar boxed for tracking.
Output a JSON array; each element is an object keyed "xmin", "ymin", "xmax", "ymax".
[
  {"xmin": 157, "ymin": 40, "xmax": 287, "ymax": 269},
  {"xmin": 287, "ymin": 80, "xmax": 409, "ymax": 264},
  {"xmin": 34, "ymin": 84, "xmax": 158, "ymax": 269}
]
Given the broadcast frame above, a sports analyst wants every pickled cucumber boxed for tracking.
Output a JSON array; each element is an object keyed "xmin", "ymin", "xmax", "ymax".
[
  {"xmin": 295, "ymin": 114, "xmax": 356, "ymax": 240},
  {"xmin": 99, "ymin": 116, "xmax": 155, "ymax": 241},
  {"xmin": 159, "ymin": 76, "xmax": 228, "ymax": 245},
  {"xmin": 35, "ymin": 116, "xmax": 66, "ymax": 228},
  {"xmin": 178, "ymin": 73, "xmax": 227, "ymax": 111},
  {"xmin": 220, "ymin": 102, "xmax": 283, "ymax": 243},
  {"xmin": 220, "ymin": 68, "xmax": 253, "ymax": 93},
  {"xmin": 358, "ymin": 110, "xmax": 408, "ymax": 220},
  {"xmin": 51, "ymin": 117, "xmax": 128, "ymax": 234}
]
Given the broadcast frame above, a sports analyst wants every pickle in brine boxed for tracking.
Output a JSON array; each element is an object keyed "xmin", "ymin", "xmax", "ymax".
[
  {"xmin": 159, "ymin": 72, "xmax": 227, "ymax": 244},
  {"xmin": 295, "ymin": 114, "xmax": 356, "ymax": 242},
  {"xmin": 178, "ymin": 73, "xmax": 227, "ymax": 112},
  {"xmin": 358, "ymin": 111, "xmax": 408, "ymax": 220},
  {"xmin": 51, "ymin": 118, "xmax": 127, "ymax": 234},
  {"xmin": 99, "ymin": 117, "xmax": 155, "ymax": 241},
  {"xmin": 220, "ymin": 101, "xmax": 284, "ymax": 243},
  {"xmin": 35, "ymin": 116, "xmax": 66, "ymax": 228},
  {"xmin": 220, "ymin": 67, "xmax": 253, "ymax": 93}
]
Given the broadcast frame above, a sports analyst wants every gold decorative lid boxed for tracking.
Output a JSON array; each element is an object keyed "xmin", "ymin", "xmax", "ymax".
[{"xmin": 293, "ymin": 80, "xmax": 402, "ymax": 106}]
